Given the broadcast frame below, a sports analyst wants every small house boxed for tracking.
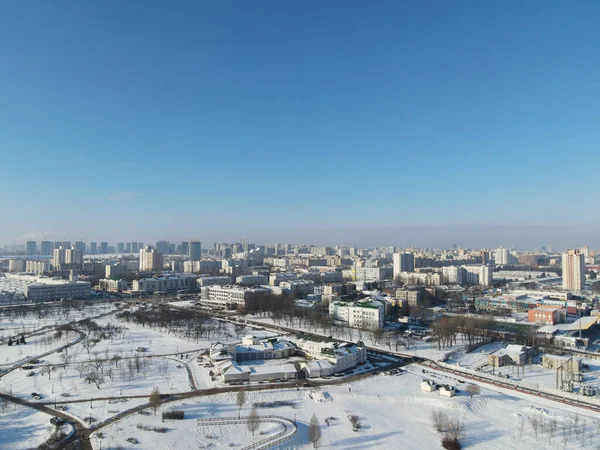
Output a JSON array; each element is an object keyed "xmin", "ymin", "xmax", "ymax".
[
  {"xmin": 421, "ymin": 379, "xmax": 438, "ymax": 392},
  {"xmin": 439, "ymin": 385, "xmax": 456, "ymax": 397}
]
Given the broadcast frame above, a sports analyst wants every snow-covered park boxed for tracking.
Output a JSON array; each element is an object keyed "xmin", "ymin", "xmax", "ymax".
[{"xmin": 93, "ymin": 369, "xmax": 600, "ymax": 450}]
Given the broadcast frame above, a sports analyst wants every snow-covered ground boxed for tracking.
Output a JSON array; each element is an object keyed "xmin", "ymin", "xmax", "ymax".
[
  {"xmin": 92, "ymin": 367, "xmax": 600, "ymax": 450},
  {"xmin": 448, "ymin": 342, "xmax": 600, "ymax": 394},
  {"xmin": 0, "ymin": 401, "xmax": 73, "ymax": 450}
]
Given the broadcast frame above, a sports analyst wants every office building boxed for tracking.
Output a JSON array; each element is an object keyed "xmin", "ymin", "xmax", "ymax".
[
  {"xmin": 393, "ymin": 252, "xmax": 415, "ymax": 277},
  {"xmin": 89, "ymin": 242, "xmax": 97, "ymax": 254},
  {"xmin": 117, "ymin": 242, "xmax": 125, "ymax": 253},
  {"xmin": 562, "ymin": 249, "xmax": 585, "ymax": 291},
  {"xmin": 189, "ymin": 241, "xmax": 202, "ymax": 261},
  {"xmin": 99, "ymin": 242, "xmax": 109, "ymax": 254},
  {"xmin": 139, "ymin": 246, "xmax": 163, "ymax": 272}
]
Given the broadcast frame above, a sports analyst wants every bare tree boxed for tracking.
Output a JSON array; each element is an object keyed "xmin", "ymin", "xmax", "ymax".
[
  {"xmin": 85, "ymin": 370, "xmax": 105, "ymax": 389},
  {"xmin": 431, "ymin": 410, "xmax": 448, "ymax": 433},
  {"xmin": 308, "ymin": 414, "xmax": 322, "ymax": 449},
  {"xmin": 528, "ymin": 415, "xmax": 539, "ymax": 439},
  {"xmin": 149, "ymin": 386, "xmax": 161, "ymax": 416},
  {"xmin": 247, "ymin": 406, "xmax": 259, "ymax": 436},
  {"xmin": 82, "ymin": 338, "xmax": 96, "ymax": 355},
  {"xmin": 41, "ymin": 365, "xmax": 54, "ymax": 380},
  {"xmin": 236, "ymin": 389, "xmax": 246, "ymax": 419},
  {"xmin": 465, "ymin": 384, "xmax": 480, "ymax": 398},
  {"xmin": 446, "ymin": 418, "xmax": 464, "ymax": 441}
]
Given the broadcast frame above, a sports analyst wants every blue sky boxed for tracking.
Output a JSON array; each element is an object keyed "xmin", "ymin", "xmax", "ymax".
[{"xmin": 1, "ymin": 1, "xmax": 599, "ymax": 247}]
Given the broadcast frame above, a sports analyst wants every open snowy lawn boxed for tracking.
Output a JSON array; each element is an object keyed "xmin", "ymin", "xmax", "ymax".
[
  {"xmin": 93, "ymin": 367, "xmax": 600, "ymax": 450},
  {"xmin": 0, "ymin": 303, "xmax": 117, "ymax": 332},
  {"xmin": 0, "ymin": 401, "xmax": 74, "ymax": 449},
  {"xmin": 0, "ymin": 356, "xmax": 191, "ymax": 420}
]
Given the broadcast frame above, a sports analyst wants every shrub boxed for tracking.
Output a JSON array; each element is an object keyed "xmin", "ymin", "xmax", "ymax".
[
  {"xmin": 442, "ymin": 437, "xmax": 461, "ymax": 450},
  {"xmin": 162, "ymin": 410, "xmax": 185, "ymax": 420},
  {"xmin": 349, "ymin": 415, "xmax": 361, "ymax": 431}
]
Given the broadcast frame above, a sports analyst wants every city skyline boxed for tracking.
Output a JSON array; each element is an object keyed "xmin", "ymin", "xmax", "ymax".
[{"xmin": 2, "ymin": 2, "xmax": 600, "ymax": 246}]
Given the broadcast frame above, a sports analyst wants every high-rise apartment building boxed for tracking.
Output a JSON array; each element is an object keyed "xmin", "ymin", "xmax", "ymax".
[
  {"xmin": 99, "ymin": 242, "xmax": 109, "ymax": 254},
  {"xmin": 89, "ymin": 242, "xmax": 98, "ymax": 254},
  {"xmin": 562, "ymin": 249, "xmax": 585, "ymax": 291},
  {"xmin": 156, "ymin": 240, "xmax": 170, "ymax": 255},
  {"xmin": 40, "ymin": 241, "xmax": 53, "ymax": 256},
  {"xmin": 65, "ymin": 247, "xmax": 83, "ymax": 267},
  {"xmin": 74, "ymin": 241, "xmax": 86, "ymax": 254},
  {"xmin": 189, "ymin": 241, "xmax": 202, "ymax": 261},
  {"xmin": 26, "ymin": 241, "xmax": 37, "ymax": 256},
  {"xmin": 179, "ymin": 241, "xmax": 190, "ymax": 256},
  {"xmin": 53, "ymin": 247, "xmax": 66, "ymax": 269},
  {"xmin": 393, "ymin": 252, "xmax": 415, "ymax": 277},
  {"xmin": 139, "ymin": 246, "xmax": 163, "ymax": 272}
]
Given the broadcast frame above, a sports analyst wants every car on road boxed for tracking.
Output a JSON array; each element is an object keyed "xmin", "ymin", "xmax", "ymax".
[
  {"xmin": 31, "ymin": 392, "xmax": 42, "ymax": 400},
  {"xmin": 50, "ymin": 417, "xmax": 66, "ymax": 426},
  {"xmin": 56, "ymin": 405, "xmax": 68, "ymax": 411}
]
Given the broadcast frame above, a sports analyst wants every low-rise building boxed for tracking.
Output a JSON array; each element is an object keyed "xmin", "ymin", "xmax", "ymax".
[
  {"xmin": 542, "ymin": 354, "xmax": 582, "ymax": 373},
  {"xmin": 199, "ymin": 285, "xmax": 271, "ymax": 309},
  {"xmin": 528, "ymin": 306, "xmax": 564, "ymax": 325},
  {"xmin": 98, "ymin": 279, "xmax": 128, "ymax": 293},
  {"xmin": 488, "ymin": 345, "xmax": 536, "ymax": 367},
  {"xmin": 235, "ymin": 274, "xmax": 268, "ymax": 286},
  {"xmin": 329, "ymin": 299, "xmax": 385, "ymax": 329},
  {"xmin": 132, "ymin": 274, "xmax": 197, "ymax": 293},
  {"xmin": 293, "ymin": 337, "xmax": 367, "ymax": 378},
  {"xmin": 196, "ymin": 276, "xmax": 232, "ymax": 287},
  {"xmin": 24, "ymin": 279, "xmax": 91, "ymax": 302}
]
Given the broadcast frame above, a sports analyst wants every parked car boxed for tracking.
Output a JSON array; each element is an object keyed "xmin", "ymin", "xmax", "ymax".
[
  {"xmin": 26, "ymin": 371, "xmax": 35, "ymax": 377},
  {"xmin": 56, "ymin": 405, "xmax": 68, "ymax": 411},
  {"xmin": 126, "ymin": 438, "xmax": 139, "ymax": 444},
  {"xmin": 50, "ymin": 417, "xmax": 66, "ymax": 426},
  {"xmin": 31, "ymin": 393, "xmax": 42, "ymax": 400}
]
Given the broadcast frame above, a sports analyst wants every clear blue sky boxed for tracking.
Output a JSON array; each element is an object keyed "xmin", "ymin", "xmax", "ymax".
[{"xmin": 1, "ymin": 1, "xmax": 599, "ymax": 248}]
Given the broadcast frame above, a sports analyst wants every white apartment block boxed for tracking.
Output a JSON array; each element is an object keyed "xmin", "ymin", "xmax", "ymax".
[
  {"xmin": 8, "ymin": 259, "xmax": 26, "ymax": 273},
  {"xmin": 279, "ymin": 279, "xmax": 315, "ymax": 295},
  {"xmin": 329, "ymin": 300, "xmax": 385, "ymax": 330},
  {"xmin": 562, "ymin": 249, "xmax": 585, "ymax": 291},
  {"xmin": 235, "ymin": 274, "xmax": 268, "ymax": 286},
  {"xmin": 269, "ymin": 272, "xmax": 297, "ymax": 286},
  {"xmin": 462, "ymin": 265, "xmax": 492, "ymax": 286},
  {"xmin": 24, "ymin": 280, "xmax": 91, "ymax": 302},
  {"xmin": 139, "ymin": 246, "xmax": 163, "ymax": 272},
  {"xmin": 397, "ymin": 271, "xmax": 443, "ymax": 286},
  {"xmin": 442, "ymin": 266, "xmax": 463, "ymax": 284},
  {"xmin": 196, "ymin": 276, "xmax": 232, "ymax": 287},
  {"xmin": 393, "ymin": 252, "xmax": 415, "ymax": 277},
  {"xmin": 354, "ymin": 266, "xmax": 393, "ymax": 282},
  {"xmin": 133, "ymin": 274, "xmax": 197, "ymax": 293},
  {"xmin": 99, "ymin": 279, "xmax": 128, "ymax": 292},
  {"xmin": 25, "ymin": 260, "xmax": 48, "ymax": 275},
  {"xmin": 199, "ymin": 285, "xmax": 271, "ymax": 309}
]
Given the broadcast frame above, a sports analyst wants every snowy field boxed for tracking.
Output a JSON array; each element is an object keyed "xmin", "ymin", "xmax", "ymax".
[
  {"xmin": 0, "ymin": 400, "xmax": 73, "ymax": 450},
  {"xmin": 92, "ymin": 367, "xmax": 600, "ymax": 450}
]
